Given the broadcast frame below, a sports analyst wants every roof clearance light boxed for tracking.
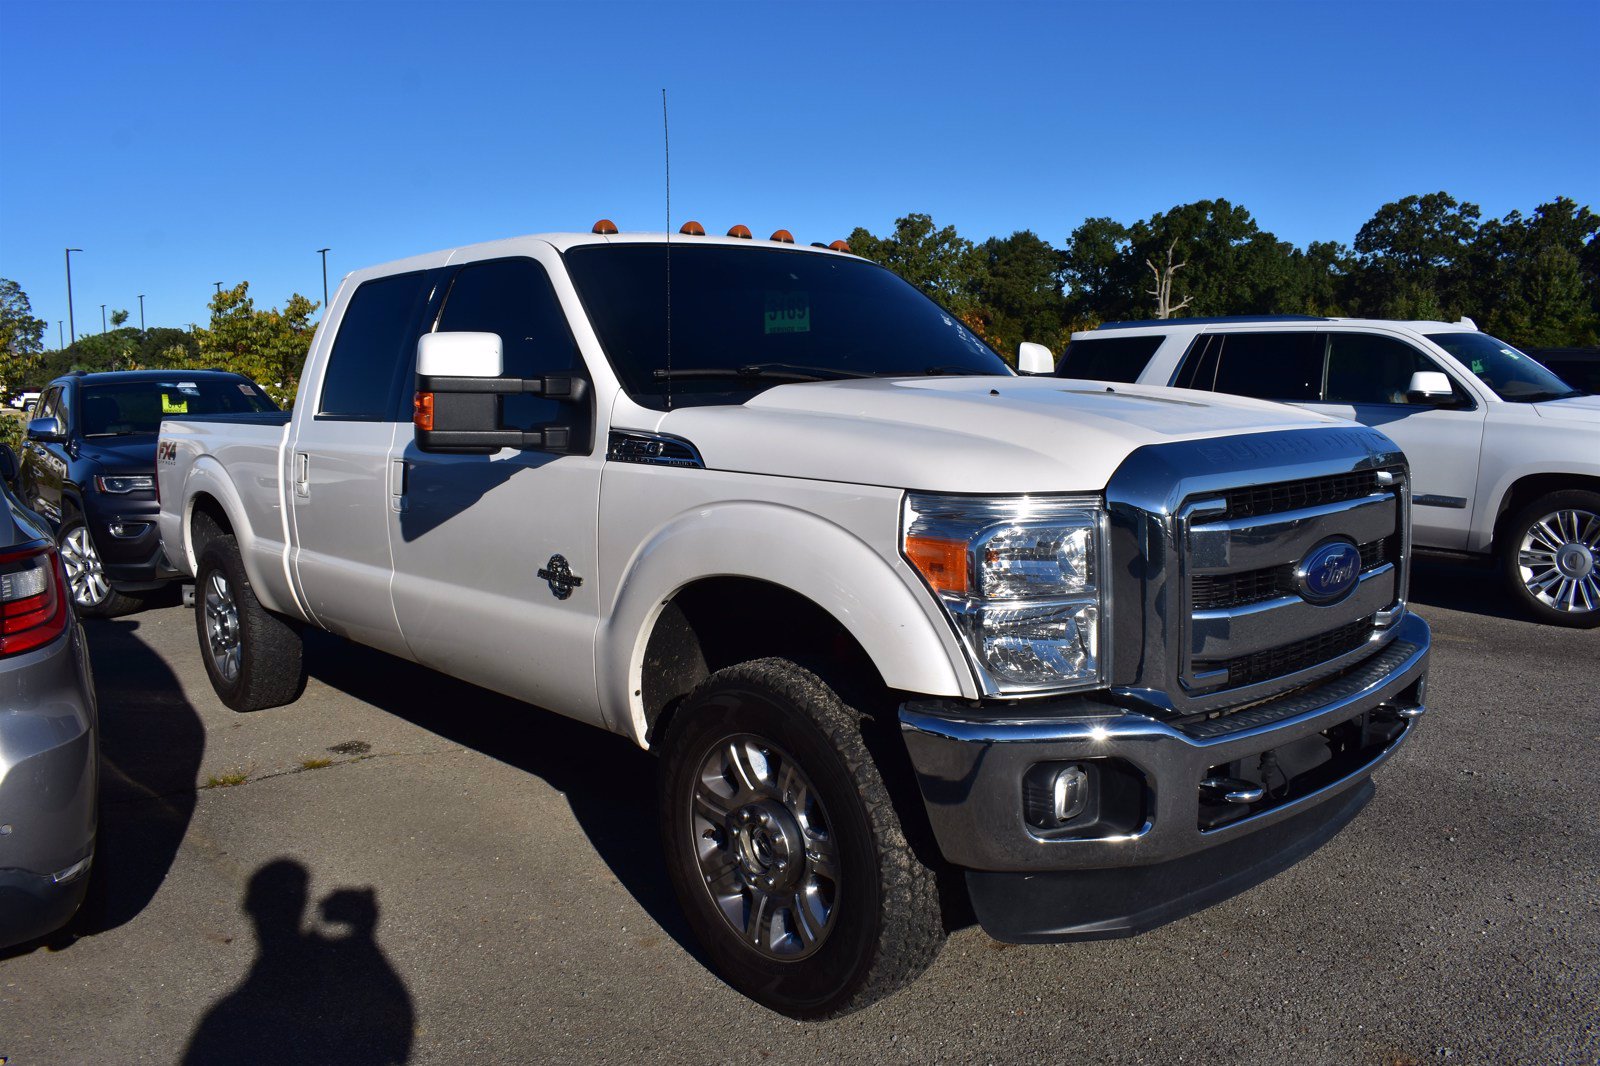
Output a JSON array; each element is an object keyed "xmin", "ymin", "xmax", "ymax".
[
  {"xmin": 727, "ymin": 224, "xmax": 753, "ymax": 239},
  {"xmin": 829, "ymin": 239, "xmax": 851, "ymax": 253},
  {"xmin": 592, "ymin": 219, "xmax": 619, "ymax": 235},
  {"xmin": 769, "ymin": 229, "xmax": 795, "ymax": 244},
  {"xmin": 679, "ymin": 221, "xmax": 705, "ymax": 236}
]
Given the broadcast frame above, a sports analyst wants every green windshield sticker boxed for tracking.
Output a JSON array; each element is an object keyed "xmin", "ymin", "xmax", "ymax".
[
  {"xmin": 1471, "ymin": 359, "xmax": 1486, "ymax": 374},
  {"xmin": 162, "ymin": 394, "xmax": 189, "ymax": 414},
  {"xmin": 764, "ymin": 291, "xmax": 810, "ymax": 335}
]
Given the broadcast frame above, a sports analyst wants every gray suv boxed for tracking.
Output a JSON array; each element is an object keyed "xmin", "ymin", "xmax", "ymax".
[{"xmin": 0, "ymin": 442, "xmax": 99, "ymax": 950}]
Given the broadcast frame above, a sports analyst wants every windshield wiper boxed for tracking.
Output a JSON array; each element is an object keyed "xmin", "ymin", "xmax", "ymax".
[
  {"xmin": 653, "ymin": 363, "xmax": 873, "ymax": 383},
  {"xmin": 912, "ymin": 365, "xmax": 997, "ymax": 376}
]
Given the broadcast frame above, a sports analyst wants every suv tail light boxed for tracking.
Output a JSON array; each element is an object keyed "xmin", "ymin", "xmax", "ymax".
[{"xmin": 1, "ymin": 542, "xmax": 71, "ymax": 657}]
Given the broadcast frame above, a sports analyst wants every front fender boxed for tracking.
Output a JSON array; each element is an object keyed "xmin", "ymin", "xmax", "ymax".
[{"xmin": 598, "ymin": 499, "xmax": 975, "ymax": 746}]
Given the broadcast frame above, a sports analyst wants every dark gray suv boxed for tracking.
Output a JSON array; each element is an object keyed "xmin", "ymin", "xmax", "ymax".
[{"xmin": 0, "ymin": 442, "xmax": 99, "ymax": 950}]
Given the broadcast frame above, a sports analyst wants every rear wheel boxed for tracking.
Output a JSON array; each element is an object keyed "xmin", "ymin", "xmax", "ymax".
[
  {"xmin": 58, "ymin": 515, "xmax": 142, "ymax": 618},
  {"xmin": 1501, "ymin": 490, "xmax": 1600, "ymax": 628},
  {"xmin": 657, "ymin": 658, "xmax": 943, "ymax": 1017},
  {"xmin": 194, "ymin": 536, "xmax": 306, "ymax": 710}
]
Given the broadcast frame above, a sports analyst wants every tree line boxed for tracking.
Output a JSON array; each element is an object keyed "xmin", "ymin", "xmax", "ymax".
[
  {"xmin": 2, "ymin": 190, "xmax": 1594, "ymax": 423},
  {"xmin": 848, "ymin": 192, "xmax": 1599, "ymax": 360}
]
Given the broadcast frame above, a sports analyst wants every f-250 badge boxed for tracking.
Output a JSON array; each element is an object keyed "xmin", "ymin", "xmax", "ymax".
[{"xmin": 537, "ymin": 554, "xmax": 583, "ymax": 600}]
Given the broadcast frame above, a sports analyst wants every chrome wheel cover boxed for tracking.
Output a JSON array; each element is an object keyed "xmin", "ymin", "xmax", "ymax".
[
  {"xmin": 202, "ymin": 570, "xmax": 243, "ymax": 682},
  {"xmin": 1518, "ymin": 508, "xmax": 1600, "ymax": 614},
  {"xmin": 60, "ymin": 525, "xmax": 111, "ymax": 608},
  {"xmin": 691, "ymin": 735, "xmax": 840, "ymax": 961}
]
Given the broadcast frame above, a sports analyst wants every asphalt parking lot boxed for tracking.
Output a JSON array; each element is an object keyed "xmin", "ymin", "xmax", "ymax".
[{"xmin": 3, "ymin": 558, "xmax": 1596, "ymax": 1065}]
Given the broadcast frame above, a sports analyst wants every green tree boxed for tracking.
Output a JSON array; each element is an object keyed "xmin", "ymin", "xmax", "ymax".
[
  {"xmin": 1351, "ymin": 192, "xmax": 1481, "ymax": 318},
  {"xmin": 110, "ymin": 308, "xmax": 130, "ymax": 328},
  {"xmin": 968, "ymin": 230, "xmax": 1069, "ymax": 355},
  {"xmin": 848, "ymin": 213, "xmax": 983, "ymax": 317},
  {"xmin": 1060, "ymin": 216, "xmax": 1136, "ymax": 324},
  {"xmin": 1, "ymin": 278, "xmax": 47, "ymax": 397},
  {"xmin": 162, "ymin": 283, "xmax": 317, "ymax": 406},
  {"xmin": 1465, "ymin": 198, "xmax": 1599, "ymax": 347}
]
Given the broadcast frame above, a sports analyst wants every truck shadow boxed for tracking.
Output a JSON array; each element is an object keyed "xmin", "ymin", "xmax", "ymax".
[
  {"xmin": 297, "ymin": 629, "xmax": 702, "ymax": 963},
  {"xmin": 183, "ymin": 858, "xmax": 413, "ymax": 1066},
  {"xmin": 1408, "ymin": 555, "xmax": 1531, "ymax": 624}
]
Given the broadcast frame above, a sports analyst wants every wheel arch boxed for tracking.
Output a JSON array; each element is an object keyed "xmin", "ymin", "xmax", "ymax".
[
  {"xmin": 1489, "ymin": 472, "xmax": 1600, "ymax": 549},
  {"xmin": 178, "ymin": 457, "xmax": 294, "ymax": 616},
  {"xmin": 599, "ymin": 501, "xmax": 974, "ymax": 748}
]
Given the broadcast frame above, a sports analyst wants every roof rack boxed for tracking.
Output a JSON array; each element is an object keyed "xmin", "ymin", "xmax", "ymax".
[{"xmin": 1097, "ymin": 314, "xmax": 1333, "ymax": 331}]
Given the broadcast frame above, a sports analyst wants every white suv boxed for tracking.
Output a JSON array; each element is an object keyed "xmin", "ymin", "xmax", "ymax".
[{"xmin": 1057, "ymin": 316, "xmax": 1600, "ymax": 627}]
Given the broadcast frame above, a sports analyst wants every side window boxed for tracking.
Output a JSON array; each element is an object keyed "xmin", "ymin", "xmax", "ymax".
[
  {"xmin": 1325, "ymin": 333, "xmax": 1456, "ymax": 406},
  {"xmin": 433, "ymin": 258, "xmax": 582, "ymax": 429},
  {"xmin": 1176, "ymin": 332, "xmax": 1323, "ymax": 402},
  {"xmin": 1055, "ymin": 335, "xmax": 1164, "ymax": 383},
  {"xmin": 319, "ymin": 271, "xmax": 432, "ymax": 421}
]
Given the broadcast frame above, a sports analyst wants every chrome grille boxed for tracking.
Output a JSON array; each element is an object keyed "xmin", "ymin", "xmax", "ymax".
[
  {"xmin": 1191, "ymin": 537, "xmax": 1394, "ymax": 610},
  {"xmin": 1192, "ymin": 616, "xmax": 1376, "ymax": 689},
  {"xmin": 1217, "ymin": 471, "xmax": 1381, "ymax": 521}
]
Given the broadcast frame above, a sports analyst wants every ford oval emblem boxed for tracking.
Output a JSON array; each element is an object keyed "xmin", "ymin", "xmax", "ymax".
[{"xmin": 1296, "ymin": 539, "xmax": 1362, "ymax": 604}]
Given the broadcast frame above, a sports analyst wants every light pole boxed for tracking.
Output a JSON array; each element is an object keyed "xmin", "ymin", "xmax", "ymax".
[
  {"xmin": 58, "ymin": 321, "xmax": 63, "ymax": 350},
  {"xmin": 101, "ymin": 304, "xmax": 107, "ymax": 333},
  {"xmin": 213, "ymin": 281, "xmax": 223, "ymax": 295},
  {"xmin": 64, "ymin": 248, "xmax": 82, "ymax": 343},
  {"xmin": 316, "ymin": 248, "xmax": 331, "ymax": 311},
  {"xmin": 138, "ymin": 294, "xmax": 146, "ymax": 331}
]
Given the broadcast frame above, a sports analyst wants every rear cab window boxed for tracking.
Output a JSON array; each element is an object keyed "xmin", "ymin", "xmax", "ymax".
[{"xmin": 1054, "ymin": 335, "xmax": 1164, "ymax": 383}]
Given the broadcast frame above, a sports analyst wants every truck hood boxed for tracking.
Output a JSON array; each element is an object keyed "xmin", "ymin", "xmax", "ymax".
[
  {"xmin": 1532, "ymin": 394, "xmax": 1600, "ymax": 424},
  {"xmin": 652, "ymin": 376, "xmax": 1346, "ymax": 493}
]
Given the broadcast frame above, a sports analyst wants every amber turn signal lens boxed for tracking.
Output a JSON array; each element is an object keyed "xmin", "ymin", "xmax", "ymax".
[
  {"xmin": 769, "ymin": 229, "xmax": 794, "ymax": 244},
  {"xmin": 905, "ymin": 535, "xmax": 968, "ymax": 596},
  {"xmin": 679, "ymin": 220, "xmax": 705, "ymax": 235},
  {"xmin": 413, "ymin": 392, "xmax": 434, "ymax": 431},
  {"xmin": 828, "ymin": 239, "xmax": 851, "ymax": 253},
  {"xmin": 727, "ymin": 224, "xmax": 752, "ymax": 239},
  {"xmin": 592, "ymin": 219, "xmax": 619, "ymax": 235}
]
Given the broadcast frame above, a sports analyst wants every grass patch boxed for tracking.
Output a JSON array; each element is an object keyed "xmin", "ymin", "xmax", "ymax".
[
  {"xmin": 300, "ymin": 757, "xmax": 333, "ymax": 770},
  {"xmin": 203, "ymin": 770, "xmax": 249, "ymax": 789}
]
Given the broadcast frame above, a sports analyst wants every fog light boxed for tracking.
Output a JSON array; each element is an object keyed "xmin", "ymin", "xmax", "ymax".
[
  {"xmin": 1024, "ymin": 762, "xmax": 1090, "ymax": 829},
  {"xmin": 1052, "ymin": 765, "xmax": 1088, "ymax": 821}
]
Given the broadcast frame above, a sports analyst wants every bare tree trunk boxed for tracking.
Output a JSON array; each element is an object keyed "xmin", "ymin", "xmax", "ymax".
[{"xmin": 1145, "ymin": 239, "xmax": 1193, "ymax": 319}]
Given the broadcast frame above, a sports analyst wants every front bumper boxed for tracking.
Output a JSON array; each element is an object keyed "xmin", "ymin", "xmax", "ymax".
[
  {"xmin": 83, "ymin": 492, "xmax": 178, "ymax": 589},
  {"xmin": 898, "ymin": 612, "xmax": 1429, "ymax": 939}
]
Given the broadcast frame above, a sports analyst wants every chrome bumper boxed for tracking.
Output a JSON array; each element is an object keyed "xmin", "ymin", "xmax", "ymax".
[{"xmin": 899, "ymin": 612, "xmax": 1429, "ymax": 874}]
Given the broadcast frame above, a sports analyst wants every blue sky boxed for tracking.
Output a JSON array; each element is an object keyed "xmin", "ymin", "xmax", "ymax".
[{"xmin": 2, "ymin": 0, "xmax": 1596, "ymax": 342}]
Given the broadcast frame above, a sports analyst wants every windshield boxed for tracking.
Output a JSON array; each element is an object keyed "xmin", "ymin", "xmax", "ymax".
[
  {"xmin": 80, "ymin": 377, "xmax": 277, "ymax": 436},
  {"xmin": 562, "ymin": 244, "xmax": 1010, "ymax": 409},
  {"xmin": 1425, "ymin": 332, "xmax": 1582, "ymax": 402}
]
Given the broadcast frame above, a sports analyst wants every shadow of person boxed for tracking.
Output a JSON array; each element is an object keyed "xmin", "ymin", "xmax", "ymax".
[{"xmin": 184, "ymin": 859, "xmax": 413, "ymax": 1066}]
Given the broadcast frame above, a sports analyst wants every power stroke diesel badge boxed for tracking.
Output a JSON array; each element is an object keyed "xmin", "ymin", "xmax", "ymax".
[{"xmin": 537, "ymin": 554, "xmax": 583, "ymax": 600}]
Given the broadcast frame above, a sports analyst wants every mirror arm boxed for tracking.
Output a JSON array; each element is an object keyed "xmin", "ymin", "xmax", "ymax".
[{"xmin": 419, "ymin": 375, "xmax": 588, "ymax": 403}]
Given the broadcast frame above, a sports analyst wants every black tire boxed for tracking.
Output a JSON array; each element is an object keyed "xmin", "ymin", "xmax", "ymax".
[
  {"xmin": 194, "ymin": 536, "xmax": 307, "ymax": 710},
  {"xmin": 57, "ymin": 514, "xmax": 143, "ymax": 618},
  {"xmin": 1499, "ymin": 489, "xmax": 1600, "ymax": 629},
  {"xmin": 657, "ymin": 658, "xmax": 943, "ymax": 1017}
]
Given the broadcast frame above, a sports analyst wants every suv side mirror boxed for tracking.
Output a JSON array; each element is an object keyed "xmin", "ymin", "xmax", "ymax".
[
  {"xmin": 26, "ymin": 416, "xmax": 63, "ymax": 441},
  {"xmin": 1406, "ymin": 370, "xmax": 1456, "ymax": 405},
  {"xmin": 0, "ymin": 443, "xmax": 16, "ymax": 487},
  {"xmin": 413, "ymin": 332, "xmax": 591, "ymax": 455},
  {"xmin": 1017, "ymin": 342, "xmax": 1055, "ymax": 376}
]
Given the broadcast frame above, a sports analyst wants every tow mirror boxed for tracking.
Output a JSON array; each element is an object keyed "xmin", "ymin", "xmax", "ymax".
[
  {"xmin": 26, "ymin": 417, "xmax": 63, "ymax": 442},
  {"xmin": 413, "ymin": 332, "xmax": 591, "ymax": 455},
  {"xmin": 1406, "ymin": 370, "xmax": 1456, "ymax": 405},
  {"xmin": 1017, "ymin": 341, "xmax": 1055, "ymax": 376},
  {"xmin": 0, "ymin": 443, "xmax": 16, "ymax": 488}
]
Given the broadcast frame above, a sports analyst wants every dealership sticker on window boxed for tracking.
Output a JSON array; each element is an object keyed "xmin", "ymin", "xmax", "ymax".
[
  {"xmin": 1471, "ymin": 359, "xmax": 1486, "ymax": 374},
  {"xmin": 162, "ymin": 395, "xmax": 189, "ymax": 414},
  {"xmin": 764, "ymin": 291, "xmax": 810, "ymax": 335},
  {"xmin": 239, "ymin": 383, "xmax": 255, "ymax": 395}
]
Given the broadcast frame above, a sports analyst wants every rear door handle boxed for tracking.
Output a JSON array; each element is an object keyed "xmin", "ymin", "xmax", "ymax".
[{"xmin": 294, "ymin": 452, "xmax": 310, "ymax": 497}]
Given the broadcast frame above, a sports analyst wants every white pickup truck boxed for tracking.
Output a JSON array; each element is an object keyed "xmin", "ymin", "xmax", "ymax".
[{"xmin": 157, "ymin": 227, "xmax": 1431, "ymax": 1016}]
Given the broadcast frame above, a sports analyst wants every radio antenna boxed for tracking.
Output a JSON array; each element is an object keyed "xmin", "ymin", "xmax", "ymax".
[{"xmin": 662, "ymin": 87, "xmax": 673, "ymax": 412}]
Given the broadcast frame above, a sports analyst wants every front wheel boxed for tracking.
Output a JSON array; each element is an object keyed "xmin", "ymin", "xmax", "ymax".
[
  {"xmin": 1501, "ymin": 490, "xmax": 1600, "ymax": 628},
  {"xmin": 58, "ymin": 516, "xmax": 142, "ymax": 617},
  {"xmin": 194, "ymin": 536, "xmax": 307, "ymax": 710},
  {"xmin": 657, "ymin": 658, "xmax": 943, "ymax": 1017}
]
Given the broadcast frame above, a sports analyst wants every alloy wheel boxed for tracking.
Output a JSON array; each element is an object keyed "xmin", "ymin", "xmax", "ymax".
[
  {"xmin": 1517, "ymin": 508, "xmax": 1600, "ymax": 615},
  {"xmin": 60, "ymin": 525, "xmax": 111, "ymax": 608},
  {"xmin": 203, "ymin": 570, "xmax": 243, "ymax": 681}
]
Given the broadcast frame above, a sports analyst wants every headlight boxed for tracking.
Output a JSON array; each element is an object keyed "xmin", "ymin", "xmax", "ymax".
[
  {"xmin": 95, "ymin": 475, "xmax": 155, "ymax": 494},
  {"xmin": 903, "ymin": 494, "xmax": 1106, "ymax": 695}
]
